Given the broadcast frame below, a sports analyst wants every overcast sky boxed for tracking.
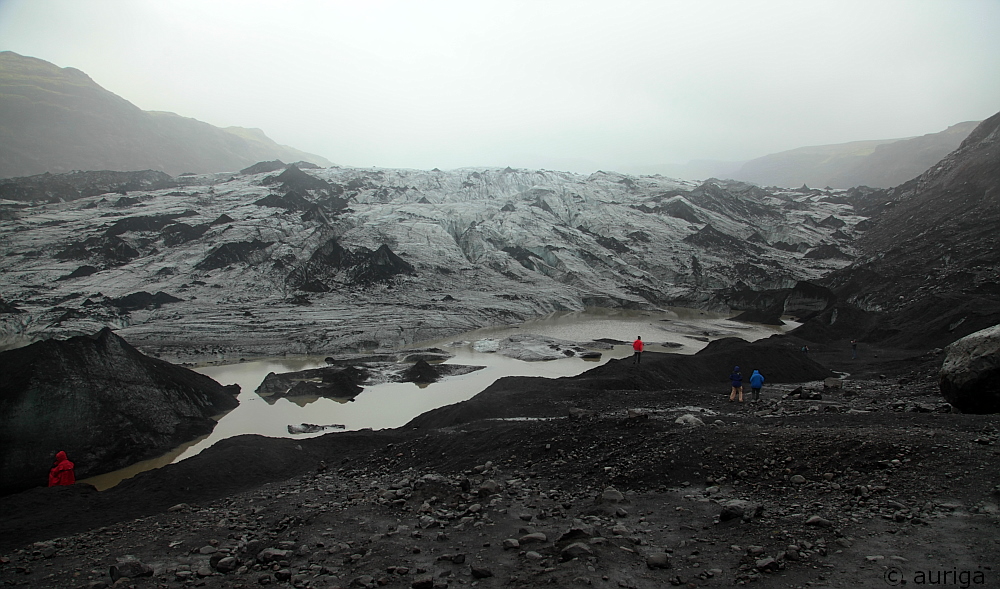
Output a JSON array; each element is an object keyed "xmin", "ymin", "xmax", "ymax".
[{"xmin": 1, "ymin": 0, "xmax": 998, "ymax": 174}]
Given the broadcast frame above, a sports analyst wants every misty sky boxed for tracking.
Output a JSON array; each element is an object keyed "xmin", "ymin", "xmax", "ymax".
[{"xmin": 1, "ymin": 0, "xmax": 998, "ymax": 174}]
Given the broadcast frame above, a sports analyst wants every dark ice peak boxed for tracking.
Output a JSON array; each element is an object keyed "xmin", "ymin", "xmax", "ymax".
[
  {"xmin": 683, "ymin": 224, "xmax": 762, "ymax": 255},
  {"xmin": 262, "ymin": 164, "xmax": 333, "ymax": 194},
  {"xmin": 240, "ymin": 160, "xmax": 286, "ymax": 175},
  {"xmin": 195, "ymin": 239, "xmax": 274, "ymax": 271},
  {"xmin": 684, "ymin": 179, "xmax": 781, "ymax": 220},
  {"xmin": 254, "ymin": 189, "xmax": 314, "ymax": 211},
  {"xmin": 104, "ymin": 211, "xmax": 197, "ymax": 236},
  {"xmin": 55, "ymin": 235, "xmax": 140, "ymax": 266},
  {"xmin": 109, "ymin": 291, "xmax": 183, "ymax": 311},
  {"xmin": 348, "ymin": 244, "xmax": 417, "ymax": 286}
]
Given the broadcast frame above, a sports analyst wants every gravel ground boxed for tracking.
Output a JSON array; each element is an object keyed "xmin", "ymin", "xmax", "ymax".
[{"xmin": 2, "ymin": 341, "xmax": 998, "ymax": 589}]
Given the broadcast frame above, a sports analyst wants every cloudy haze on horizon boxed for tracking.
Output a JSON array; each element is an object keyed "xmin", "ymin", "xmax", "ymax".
[{"xmin": 1, "ymin": 0, "xmax": 998, "ymax": 175}]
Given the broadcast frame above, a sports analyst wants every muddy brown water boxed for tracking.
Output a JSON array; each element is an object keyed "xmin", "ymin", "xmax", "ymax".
[{"xmin": 81, "ymin": 308, "xmax": 795, "ymax": 489}]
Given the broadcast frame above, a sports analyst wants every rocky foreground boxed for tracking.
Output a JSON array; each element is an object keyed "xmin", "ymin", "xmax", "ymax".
[{"xmin": 1, "ymin": 339, "xmax": 998, "ymax": 589}]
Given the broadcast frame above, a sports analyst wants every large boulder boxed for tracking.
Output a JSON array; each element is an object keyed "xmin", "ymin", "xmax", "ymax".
[
  {"xmin": 939, "ymin": 324, "xmax": 1000, "ymax": 413},
  {"xmin": 0, "ymin": 328, "xmax": 240, "ymax": 495}
]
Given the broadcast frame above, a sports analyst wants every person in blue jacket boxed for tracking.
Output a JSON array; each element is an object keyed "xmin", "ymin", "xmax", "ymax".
[
  {"xmin": 729, "ymin": 366, "xmax": 743, "ymax": 402},
  {"xmin": 749, "ymin": 369, "xmax": 765, "ymax": 402}
]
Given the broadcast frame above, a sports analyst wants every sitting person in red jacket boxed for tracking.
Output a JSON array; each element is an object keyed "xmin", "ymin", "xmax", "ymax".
[{"xmin": 48, "ymin": 451, "xmax": 76, "ymax": 487}]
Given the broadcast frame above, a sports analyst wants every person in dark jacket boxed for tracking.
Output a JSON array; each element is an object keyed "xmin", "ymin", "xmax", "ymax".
[
  {"xmin": 632, "ymin": 336, "xmax": 644, "ymax": 365},
  {"xmin": 749, "ymin": 369, "xmax": 765, "ymax": 402},
  {"xmin": 48, "ymin": 451, "xmax": 75, "ymax": 487},
  {"xmin": 729, "ymin": 366, "xmax": 743, "ymax": 402}
]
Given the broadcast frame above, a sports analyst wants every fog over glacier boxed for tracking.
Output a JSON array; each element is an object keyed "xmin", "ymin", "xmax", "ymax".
[{"xmin": 1, "ymin": 0, "xmax": 998, "ymax": 174}]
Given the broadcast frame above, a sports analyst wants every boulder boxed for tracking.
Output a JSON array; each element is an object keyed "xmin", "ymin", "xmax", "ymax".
[
  {"xmin": 719, "ymin": 500, "xmax": 747, "ymax": 522},
  {"xmin": 401, "ymin": 360, "xmax": 441, "ymax": 384},
  {"xmin": 675, "ymin": 414, "xmax": 705, "ymax": 427},
  {"xmin": 720, "ymin": 499, "xmax": 760, "ymax": 522},
  {"xmin": 646, "ymin": 552, "xmax": 672, "ymax": 569},
  {"xmin": 0, "ymin": 328, "xmax": 239, "ymax": 495},
  {"xmin": 599, "ymin": 487, "xmax": 626, "ymax": 503},
  {"xmin": 939, "ymin": 324, "xmax": 1000, "ymax": 413},
  {"xmin": 109, "ymin": 556, "xmax": 153, "ymax": 581}
]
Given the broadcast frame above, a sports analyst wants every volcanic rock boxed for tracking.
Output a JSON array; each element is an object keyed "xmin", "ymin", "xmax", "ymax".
[
  {"xmin": 104, "ymin": 212, "xmax": 195, "ymax": 236},
  {"xmin": 810, "ymin": 111, "xmax": 1000, "ymax": 349},
  {"xmin": 254, "ymin": 190, "xmax": 313, "ymax": 211},
  {"xmin": 0, "ymin": 169, "xmax": 176, "ymax": 203},
  {"xmin": 161, "ymin": 222, "xmax": 210, "ymax": 246},
  {"xmin": 347, "ymin": 244, "xmax": 416, "ymax": 285},
  {"xmin": 109, "ymin": 291, "xmax": 182, "ymax": 311},
  {"xmin": 803, "ymin": 244, "xmax": 853, "ymax": 260},
  {"xmin": 262, "ymin": 164, "xmax": 333, "ymax": 194},
  {"xmin": 256, "ymin": 366, "xmax": 366, "ymax": 403},
  {"xmin": 109, "ymin": 556, "xmax": 153, "ymax": 582},
  {"xmin": 55, "ymin": 235, "xmax": 139, "ymax": 266},
  {"xmin": 195, "ymin": 239, "xmax": 274, "ymax": 271},
  {"xmin": 731, "ymin": 303, "xmax": 785, "ymax": 326},
  {"xmin": 675, "ymin": 414, "xmax": 705, "ymax": 427},
  {"xmin": 0, "ymin": 328, "xmax": 239, "ymax": 495},
  {"xmin": 939, "ymin": 324, "xmax": 1000, "ymax": 413},
  {"xmin": 0, "ymin": 297, "xmax": 23, "ymax": 314},
  {"xmin": 719, "ymin": 500, "xmax": 751, "ymax": 521},
  {"xmin": 240, "ymin": 160, "xmax": 286, "ymax": 175},
  {"xmin": 401, "ymin": 360, "xmax": 442, "ymax": 384}
]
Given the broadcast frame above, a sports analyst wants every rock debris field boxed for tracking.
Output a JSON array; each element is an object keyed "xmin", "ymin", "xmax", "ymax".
[{"xmin": 1, "ymin": 340, "xmax": 998, "ymax": 589}]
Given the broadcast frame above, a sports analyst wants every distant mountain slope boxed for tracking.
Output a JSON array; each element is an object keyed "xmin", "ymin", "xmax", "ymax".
[
  {"xmin": 857, "ymin": 112, "xmax": 1000, "ymax": 296},
  {"xmin": 731, "ymin": 122, "xmax": 979, "ymax": 189},
  {"xmin": 798, "ymin": 110, "xmax": 1000, "ymax": 348},
  {"xmin": 0, "ymin": 51, "xmax": 332, "ymax": 178},
  {"xmin": 620, "ymin": 159, "xmax": 747, "ymax": 181}
]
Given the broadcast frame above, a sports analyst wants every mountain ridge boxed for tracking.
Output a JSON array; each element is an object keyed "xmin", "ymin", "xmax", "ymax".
[
  {"xmin": 0, "ymin": 51, "xmax": 333, "ymax": 178},
  {"xmin": 791, "ymin": 111, "xmax": 1000, "ymax": 349},
  {"xmin": 729, "ymin": 121, "xmax": 979, "ymax": 189}
]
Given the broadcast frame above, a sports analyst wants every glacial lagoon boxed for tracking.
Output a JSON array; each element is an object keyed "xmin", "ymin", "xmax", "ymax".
[{"xmin": 81, "ymin": 308, "xmax": 795, "ymax": 489}]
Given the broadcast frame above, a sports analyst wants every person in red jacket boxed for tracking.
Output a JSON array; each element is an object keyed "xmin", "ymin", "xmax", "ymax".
[
  {"xmin": 632, "ymin": 336, "xmax": 644, "ymax": 365},
  {"xmin": 48, "ymin": 451, "xmax": 75, "ymax": 487}
]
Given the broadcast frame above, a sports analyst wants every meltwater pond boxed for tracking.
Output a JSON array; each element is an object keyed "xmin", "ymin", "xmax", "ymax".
[{"xmin": 81, "ymin": 308, "xmax": 794, "ymax": 489}]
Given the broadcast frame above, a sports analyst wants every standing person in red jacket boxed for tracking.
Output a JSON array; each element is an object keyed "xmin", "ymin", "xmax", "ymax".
[
  {"xmin": 632, "ymin": 336, "xmax": 644, "ymax": 365},
  {"xmin": 48, "ymin": 451, "xmax": 75, "ymax": 487}
]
